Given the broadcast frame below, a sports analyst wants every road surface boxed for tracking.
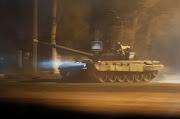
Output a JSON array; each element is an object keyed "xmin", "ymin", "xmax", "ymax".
[{"xmin": 1, "ymin": 76, "xmax": 180, "ymax": 117}]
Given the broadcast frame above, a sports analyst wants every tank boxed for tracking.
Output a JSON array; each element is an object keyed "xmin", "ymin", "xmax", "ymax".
[{"xmin": 58, "ymin": 42, "xmax": 164, "ymax": 83}]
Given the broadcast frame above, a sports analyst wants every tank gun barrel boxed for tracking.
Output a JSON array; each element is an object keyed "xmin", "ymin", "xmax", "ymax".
[{"xmin": 39, "ymin": 41, "xmax": 94, "ymax": 57}]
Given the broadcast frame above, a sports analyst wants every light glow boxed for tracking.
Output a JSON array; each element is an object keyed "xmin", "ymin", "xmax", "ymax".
[{"xmin": 40, "ymin": 60, "xmax": 76, "ymax": 69}]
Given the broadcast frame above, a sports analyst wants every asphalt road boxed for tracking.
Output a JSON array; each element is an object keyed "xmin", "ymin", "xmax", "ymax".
[{"xmin": 1, "ymin": 76, "xmax": 180, "ymax": 117}]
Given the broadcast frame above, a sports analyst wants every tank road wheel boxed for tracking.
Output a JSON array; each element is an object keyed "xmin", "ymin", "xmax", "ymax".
[
  {"xmin": 134, "ymin": 73, "xmax": 143, "ymax": 82},
  {"xmin": 117, "ymin": 75, "xmax": 126, "ymax": 83},
  {"xmin": 99, "ymin": 74, "xmax": 108, "ymax": 83},
  {"xmin": 108, "ymin": 75, "xmax": 117, "ymax": 83},
  {"xmin": 152, "ymin": 71, "xmax": 159, "ymax": 78},
  {"xmin": 126, "ymin": 74, "xmax": 135, "ymax": 83},
  {"xmin": 143, "ymin": 73, "xmax": 152, "ymax": 82},
  {"xmin": 93, "ymin": 72, "xmax": 108, "ymax": 83}
]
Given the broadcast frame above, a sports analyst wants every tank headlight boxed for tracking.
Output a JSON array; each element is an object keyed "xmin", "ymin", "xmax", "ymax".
[
  {"xmin": 83, "ymin": 64, "xmax": 87, "ymax": 69},
  {"xmin": 76, "ymin": 62, "xmax": 82, "ymax": 63}
]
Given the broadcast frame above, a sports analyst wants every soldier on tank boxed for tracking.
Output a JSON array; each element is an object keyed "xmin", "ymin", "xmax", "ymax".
[{"xmin": 116, "ymin": 42, "xmax": 125, "ymax": 59}]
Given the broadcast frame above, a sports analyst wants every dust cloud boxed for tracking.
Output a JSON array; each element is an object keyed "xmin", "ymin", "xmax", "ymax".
[{"xmin": 153, "ymin": 74, "xmax": 180, "ymax": 83}]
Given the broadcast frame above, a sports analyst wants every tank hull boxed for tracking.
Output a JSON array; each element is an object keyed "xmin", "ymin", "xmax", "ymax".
[
  {"xmin": 94, "ymin": 60, "xmax": 164, "ymax": 72},
  {"xmin": 58, "ymin": 60, "xmax": 164, "ymax": 83}
]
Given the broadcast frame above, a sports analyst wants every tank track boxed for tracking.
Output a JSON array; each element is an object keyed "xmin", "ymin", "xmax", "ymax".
[{"xmin": 92, "ymin": 71, "xmax": 159, "ymax": 83}]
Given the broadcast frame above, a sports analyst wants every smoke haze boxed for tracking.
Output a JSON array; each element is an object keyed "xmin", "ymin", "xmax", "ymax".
[{"xmin": 55, "ymin": 0, "xmax": 180, "ymax": 73}]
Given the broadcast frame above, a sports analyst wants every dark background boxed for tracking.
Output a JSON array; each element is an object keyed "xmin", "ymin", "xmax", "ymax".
[{"xmin": 0, "ymin": 0, "xmax": 180, "ymax": 72}]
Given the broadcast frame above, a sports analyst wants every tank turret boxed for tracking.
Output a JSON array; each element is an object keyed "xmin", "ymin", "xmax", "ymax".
[{"xmin": 97, "ymin": 42, "xmax": 135, "ymax": 61}]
